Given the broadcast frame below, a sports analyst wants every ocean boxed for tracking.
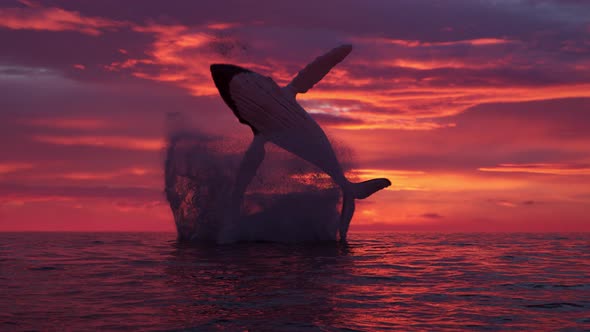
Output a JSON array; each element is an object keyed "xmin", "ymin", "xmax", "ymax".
[{"xmin": 1, "ymin": 232, "xmax": 588, "ymax": 331}]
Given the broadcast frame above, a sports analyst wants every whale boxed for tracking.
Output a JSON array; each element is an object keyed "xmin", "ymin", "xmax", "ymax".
[{"xmin": 210, "ymin": 44, "xmax": 391, "ymax": 241}]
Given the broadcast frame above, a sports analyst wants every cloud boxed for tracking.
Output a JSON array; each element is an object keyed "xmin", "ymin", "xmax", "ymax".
[
  {"xmin": 343, "ymin": 97, "xmax": 590, "ymax": 174},
  {"xmin": 0, "ymin": 182, "xmax": 162, "ymax": 202},
  {"xmin": 33, "ymin": 135, "xmax": 166, "ymax": 151},
  {"xmin": 420, "ymin": 213, "xmax": 444, "ymax": 219},
  {"xmin": 2, "ymin": 1, "xmax": 590, "ymax": 130},
  {"xmin": 310, "ymin": 113, "xmax": 365, "ymax": 127},
  {"xmin": 368, "ymin": 37, "xmax": 516, "ymax": 48},
  {"xmin": 56, "ymin": 167, "xmax": 156, "ymax": 181},
  {"xmin": 1, "ymin": 0, "xmax": 590, "ymax": 232},
  {"xmin": 479, "ymin": 163, "xmax": 590, "ymax": 175},
  {"xmin": 22, "ymin": 117, "xmax": 112, "ymax": 130},
  {"xmin": 103, "ymin": 22, "xmax": 254, "ymax": 96},
  {"xmin": 487, "ymin": 199, "xmax": 541, "ymax": 208},
  {"xmin": 495, "ymin": 200, "xmax": 518, "ymax": 208},
  {"xmin": 0, "ymin": 3, "xmax": 125, "ymax": 35},
  {"xmin": 0, "ymin": 162, "xmax": 34, "ymax": 174}
]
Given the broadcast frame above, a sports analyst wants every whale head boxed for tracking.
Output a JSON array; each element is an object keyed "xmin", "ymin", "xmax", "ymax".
[
  {"xmin": 210, "ymin": 64, "xmax": 251, "ymax": 110},
  {"xmin": 211, "ymin": 64, "xmax": 286, "ymax": 135},
  {"xmin": 211, "ymin": 64, "xmax": 260, "ymax": 132}
]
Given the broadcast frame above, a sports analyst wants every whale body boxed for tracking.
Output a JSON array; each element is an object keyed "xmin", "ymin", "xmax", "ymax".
[{"xmin": 210, "ymin": 44, "xmax": 390, "ymax": 241}]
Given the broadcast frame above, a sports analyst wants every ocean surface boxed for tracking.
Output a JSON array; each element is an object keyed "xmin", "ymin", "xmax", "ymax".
[{"xmin": 0, "ymin": 232, "xmax": 588, "ymax": 331}]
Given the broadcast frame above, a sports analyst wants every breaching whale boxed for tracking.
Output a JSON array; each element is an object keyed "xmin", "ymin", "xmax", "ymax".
[{"xmin": 210, "ymin": 44, "xmax": 391, "ymax": 241}]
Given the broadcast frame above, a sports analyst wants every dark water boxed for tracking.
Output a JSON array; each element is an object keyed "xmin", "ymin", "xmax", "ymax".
[{"xmin": 1, "ymin": 232, "xmax": 588, "ymax": 331}]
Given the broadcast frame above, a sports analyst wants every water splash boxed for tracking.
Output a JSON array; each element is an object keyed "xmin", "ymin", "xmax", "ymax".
[{"xmin": 164, "ymin": 116, "xmax": 355, "ymax": 243}]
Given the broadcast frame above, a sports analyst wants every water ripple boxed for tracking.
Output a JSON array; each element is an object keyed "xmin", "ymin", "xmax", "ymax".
[{"xmin": 0, "ymin": 232, "xmax": 589, "ymax": 331}]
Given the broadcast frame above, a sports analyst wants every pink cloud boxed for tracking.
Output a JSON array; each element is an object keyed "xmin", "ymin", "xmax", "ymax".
[
  {"xmin": 33, "ymin": 135, "xmax": 166, "ymax": 151},
  {"xmin": 364, "ymin": 37, "xmax": 516, "ymax": 48},
  {"xmin": 0, "ymin": 162, "xmax": 34, "ymax": 174},
  {"xmin": 479, "ymin": 163, "xmax": 590, "ymax": 175},
  {"xmin": 105, "ymin": 22, "xmax": 252, "ymax": 96},
  {"xmin": 23, "ymin": 117, "xmax": 111, "ymax": 130},
  {"xmin": 0, "ymin": 4, "xmax": 125, "ymax": 35}
]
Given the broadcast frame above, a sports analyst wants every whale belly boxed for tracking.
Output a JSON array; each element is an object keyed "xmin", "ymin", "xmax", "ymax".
[{"xmin": 230, "ymin": 72, "xmax": 345, "ymax": 184}]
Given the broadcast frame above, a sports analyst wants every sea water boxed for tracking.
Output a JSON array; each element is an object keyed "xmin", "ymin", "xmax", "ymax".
[{"xmin": 1, "ymin": 232, "xmax": 588, "ymax": 331}]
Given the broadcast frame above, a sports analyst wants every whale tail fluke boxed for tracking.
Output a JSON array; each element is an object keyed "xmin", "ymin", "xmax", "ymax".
[
  {"xmin": 350, "ymin": 178, "xmax": 391, "ymax": 199},
  {"xmin": 340, "ymin": 193, "xmax": 355, "ymax": 242},
  {"xmin": 339, "ymin": 178, "xmax": 391, "ymax": 241}
]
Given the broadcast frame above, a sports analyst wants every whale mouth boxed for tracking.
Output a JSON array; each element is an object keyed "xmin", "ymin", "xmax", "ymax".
[
  {"xmin": 210, "ymin": 64, "xmax": 250, "ymax": 93},
  {"xmin": 210, "ymin": 64, "xmax": 251, "ymax": 105}
]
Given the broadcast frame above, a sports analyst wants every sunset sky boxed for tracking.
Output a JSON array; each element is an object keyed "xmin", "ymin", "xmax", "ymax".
[{"xmin": 1, "ymin": 0, "xmax": 589, "ymax": 232}]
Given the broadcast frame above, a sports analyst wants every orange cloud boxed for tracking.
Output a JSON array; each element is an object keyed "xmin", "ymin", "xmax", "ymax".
[
  {"xmin": 33, "ymin": 135, "xmax": 166, "ymax": 151},
  {"xmin": 351, "ymin": 168, "xmax": 531, "ymax": 192},
  {"xmin": 59, "ymin": 167, "xmax": 157, "ymax": 181},
  {"xmin": 479, "ymin": 163, "xmax": 590, "ymax": 175},
  {"xmin": 351, "ymin": 169, "xmax": 425, "ymax": 191},
  {"xmin": 383, "ymin": 58, "xmax": 503, "ymax": 70},
  {"xmin": 206, "ymin": 22, "xmax": 240, "ymax": 30},
  {"xmin": 328, "ymin": 119, "xmax": 456, "ymax": 131},
  {"xmin": 298, "ymin": 83, "xmax": 590, "ymax": 122},
  {"xmin": 0, "ymin": 5, "xmax": 125, "ymax": 35},
  {"xmin": 106, "ymin": 23, "xmax": 228, "ymax": 96},
  {"xmin": 98, "ymin": 22, "xmax": 590, "ymax": 134},
  {"xmin": 1, "ymin": 195, "xmax": 74, "ymax": 207},
  {"xmin": 369, "ymin": 37, "xmax": 515, "ymax": 48}
]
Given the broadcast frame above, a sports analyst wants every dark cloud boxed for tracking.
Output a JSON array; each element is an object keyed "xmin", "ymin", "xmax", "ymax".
[
  {"xmin": 0, "ymin": 182, "xmax": 163, "ymax": 201},
  {"xmin": 41, "ymin": 0, "xmax": 588, "ymax": 40},
  {"xmin": 0, "ymin": 30, "xmax": 160, "ymax": 85},
  {"xmin": 420, "ymin": 213, "xmax": 443, "ymax": 219},
  {"xmin": 207, "ymin": 34, "xmax": 249, "ymax": 58}
]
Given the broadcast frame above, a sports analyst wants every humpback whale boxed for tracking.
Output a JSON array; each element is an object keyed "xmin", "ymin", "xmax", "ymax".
[{"xmin": 210, "ymin": 44, "xmax": 391, "ymax": 241}]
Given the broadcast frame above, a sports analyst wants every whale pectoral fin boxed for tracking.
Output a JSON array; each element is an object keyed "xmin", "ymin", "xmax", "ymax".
[
  {"xmin": 230, "ymin": 135, "xmax": 266, "ymax": 218},
  {"xmin": 286, "ymin": 44, "xmax": 352, "ymax": 94}
]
